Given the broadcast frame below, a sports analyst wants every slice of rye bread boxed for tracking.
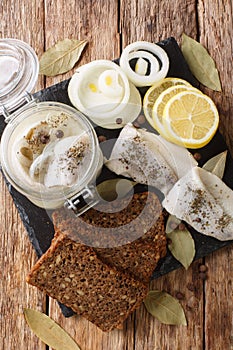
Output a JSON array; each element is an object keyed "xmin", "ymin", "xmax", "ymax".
[
  {"xmin": 26, "ymin": 231, "xmax": 148, "ymax": 332},
  {"xmin": 53, "ymin": 191, "xmax": 167, "ymax": 284}
]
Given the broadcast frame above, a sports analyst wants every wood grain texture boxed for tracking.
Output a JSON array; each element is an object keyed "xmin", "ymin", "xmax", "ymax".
[
  {"xmin": 0, "ymin": 180, "xmax": 46, "ymax": 350},
  {"xmin": 198, "ymin": 0, "xmax": 233, "ymax": 152},
  {"xmin": 204, "ymin": 246, "xmax": 233, "ymax": 350},
  {"xmin": 44, "ymin": 0, "xmax": 120, "ymax": 86},
  {"xmin": 0, "ymin": 0, "xmax": 232, "ymax": 349},
  {"xmin": 197, "ymin": 2, "xmax": 233, "ymax": 349},
  {"xmin": 0, "ymin": 1, "xmax": 46, "ymax": 349},
  {"xmin": 0, "ymin": 0, "xmax": 45, "ymax": 91},
  {"xmin": 135, "ymin": 260, "xmax": 204, "ymax": 350},
  {"xmin": 120, "ymin": 0, "xmax": 198, "ymax": 46}
]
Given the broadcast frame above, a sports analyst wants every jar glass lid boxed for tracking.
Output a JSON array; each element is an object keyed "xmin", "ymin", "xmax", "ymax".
[{"xmin": 0, "ymin": 38, "xmax": 39, "ymax": 115}]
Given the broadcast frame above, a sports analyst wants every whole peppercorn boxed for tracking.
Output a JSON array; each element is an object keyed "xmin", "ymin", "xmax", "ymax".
[
  {"xmin": 98, "ymin": 135, "xmax": 107, "ymax": 143},
  {"xmin": 193, "ymin": 152, "xmax": 202, "ymax": 161},
  {"xmin": 178, "ymin": 222, "xmax": 186, "ymax": 231},
  {"xmin": 55, "ymin": 129, "xmax": 64, "ymax": 139},
  {"xmin": 199, "ymin": 264, "xmax": 208, "ymax": 273},
  {"xmin": 137, "ymin": 114, "xmax": 146, "ymax": 125},
  {"xmin": 116, "ymin": 117, "xmax": 123, "ymax": 125},
  {"xmin": 133, "ymin": 121, "xmax": 140, "ymax": 128},
  {"xmin": 175, "ymin": 291, "xmax": 185, "ymax": 300},
  {"xmin": 40, "ymin": 134, "xmax": 50, "ymax": 144}
]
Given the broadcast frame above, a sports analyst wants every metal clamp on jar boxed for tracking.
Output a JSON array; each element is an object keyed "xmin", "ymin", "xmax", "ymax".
[{"xmin": 0, "ymin": 38, "xmax": 103, "ymax": 215}]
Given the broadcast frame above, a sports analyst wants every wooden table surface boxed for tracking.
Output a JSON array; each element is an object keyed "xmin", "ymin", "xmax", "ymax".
[{"xmin": 0, "ymin": 1, "xmax": 233, "ymax": 349}]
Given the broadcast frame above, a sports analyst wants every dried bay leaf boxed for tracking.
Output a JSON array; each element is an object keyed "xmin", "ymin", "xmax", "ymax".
[
  {"xmin": 39, "ymin": 38, "xmax": 88, "ymax": 76},
  {"xmin": 181, "ymin": 33, "xmax": 221, "ymax": 91},
  {"xmin": 167, "ymin": 226, "xmax": 195, "ymax": 270},
  {"xmin": 97, "ymin": 178, "xmax": 137, "ymax": 201},
  {"xmin": 144, "ymin": 290, "xmax": 187, "ymax": 325},
  {"xmin": 24, "ymin": 308, "xmax": 81, "ymax": 350},
  {"xmin": 202, "ymin": 150, "xmax": 227, "ymax": 179}
]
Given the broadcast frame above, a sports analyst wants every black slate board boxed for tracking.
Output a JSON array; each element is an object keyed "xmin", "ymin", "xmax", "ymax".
[{"xmin": 1, "ymin": 37, "xmax": 232, "ymax": 318}]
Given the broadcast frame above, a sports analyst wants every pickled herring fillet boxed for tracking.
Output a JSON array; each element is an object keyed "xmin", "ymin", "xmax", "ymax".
[
  {"xmin": 163, "ymin": 167, "xmax": 233, "ymax": 241},
  {"xmin": 43, "ymin": 134, "xmax": 91, "ymax": 187},
  {"xmin": 105, "ymin": 124, "xmax": 197, "ymax": 195},
  {"xmin": 139, "ymin": 130, "xmax": 197, "ymax": 179}
]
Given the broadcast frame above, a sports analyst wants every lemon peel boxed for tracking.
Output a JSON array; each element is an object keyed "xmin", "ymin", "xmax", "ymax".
[{"xmin": 143, "ymin": 77, "xmax": 192, "ymax": 128}]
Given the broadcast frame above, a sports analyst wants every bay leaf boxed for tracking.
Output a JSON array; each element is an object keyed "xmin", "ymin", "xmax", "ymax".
[
  {"xmin": 97, "ymin": 178, "xmax": 137, "ymax": 201},
  {"xmin": 143, "ymin": 290, "xmax": 187, "ymax": 326},
  {"xmin": 181, "ymin": 33, "xmax": 221, "ymax": 91},
  {"xmin": 165, "ymin": 214, "xmax": 181, "ymax": 234},
  {"xmin": 202, "ymin": 150, "xmax": 227, "ymax": 179},
  {"xmin": 167, "ymin": 226, "xmax": 195, "ymax": 270},
  {"xmin": 39, "ymin": 38, "xmax": 88, "ymax": 76},
  {"xmin": 24, "ymin": 308, "xmax": 81, "ymax": 350}
]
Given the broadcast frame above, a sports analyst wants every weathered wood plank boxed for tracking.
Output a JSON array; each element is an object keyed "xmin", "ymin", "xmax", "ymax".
[
  {"xmin": 204, "ymin": 247, "xmax": 233, "ymax": 350},
  {"xmin": 198, "ymin": 0, "xmax": 233, "ymax": 152},
  {"xmin": 0, "ymin": 0, "xmax": 45, "ymax": 92},
  {"xmin": 0, "ymin": 1, "xmax": 46, "ymax": 349},
  {"xmin": 0, "ymin": 181, "xmax": 46, "ymax": 350},
  {"xmin": 44, "ymin": 0, "xmax": 120, "ymax": 86},
  {"xmin": 197, "ymin": 2, "xmax": 233, "ymax": 349},
  {"xmin": 134, "ymin": 260, "xmax": 205, "ymax": 350},
  {"xmin": 120, "ymin": 0, "xmax": 198, "ymax": 46}
]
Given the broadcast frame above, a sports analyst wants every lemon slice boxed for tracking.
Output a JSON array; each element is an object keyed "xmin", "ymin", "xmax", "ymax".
[
  {"xmin": 162, "ymin": 91, "xmax": 219, "ymax": 148},
  {"xmin": 143, "ymin": 77, "xmax": 191, "ymax": 128},
  {"xmin": 152, "ymin": 84, "xmax": 202, "ymax": 136}
]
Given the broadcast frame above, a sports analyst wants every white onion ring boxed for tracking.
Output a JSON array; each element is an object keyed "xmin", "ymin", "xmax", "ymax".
[
  {"xmin": 68, "ymin": 60, "xmax": 130, "ymax": 118},
  {"xmin": 135, "ymin": 57, "xmax": 148, "ymax": 75},
  {"xmin": 128, "ymin": 50, "xmax": 160, "ymax": 76},
  {"xmin": 119, "ymin": 41, "xmax": 169, "ymax": 87}
]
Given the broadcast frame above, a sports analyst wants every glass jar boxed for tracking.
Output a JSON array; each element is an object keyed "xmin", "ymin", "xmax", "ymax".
[
  {"xmin": 0, "ymin": 38, "xmax": 39, "ymax": 115},
  {"xmin": 0, "ymin": 39, "xmax": 103, "ymax": 214}
]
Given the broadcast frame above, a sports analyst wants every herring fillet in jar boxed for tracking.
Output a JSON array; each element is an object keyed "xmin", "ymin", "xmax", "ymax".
[{"xmin": 0, "ymin": 102, "xmax": 103, "ymax": 209}]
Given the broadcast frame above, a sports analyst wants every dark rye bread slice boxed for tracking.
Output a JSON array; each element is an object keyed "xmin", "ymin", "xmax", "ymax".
[
  {"xmin": 26, "ymin": 230, "xmax": 148, "ymax": 332},
  {"xmin": 53, "ymin": 191, "xmax": 167, "ymax": 284}
]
